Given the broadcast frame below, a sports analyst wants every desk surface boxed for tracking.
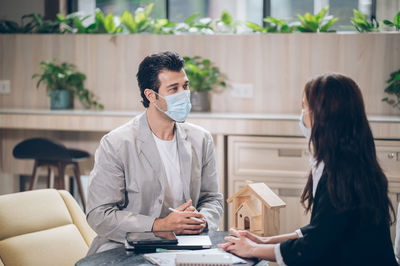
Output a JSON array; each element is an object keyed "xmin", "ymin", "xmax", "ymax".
[{"xmin": 76, "ymin": 231, "xmax": 267, "ymax": 266}]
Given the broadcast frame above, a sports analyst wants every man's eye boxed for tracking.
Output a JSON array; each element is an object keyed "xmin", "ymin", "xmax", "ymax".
[{"xmin": 183, "ymin": 84, "xmax": 189, "ymax": 89}]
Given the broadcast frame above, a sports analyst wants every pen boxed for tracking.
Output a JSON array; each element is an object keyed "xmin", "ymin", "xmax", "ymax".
[{"xmin": 168, "ymin": 207, "xmax": 204, "ymax": 223}]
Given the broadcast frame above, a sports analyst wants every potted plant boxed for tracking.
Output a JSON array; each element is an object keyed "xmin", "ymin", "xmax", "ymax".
[
  {"xmin": 382, "ymin": 69, "xmax": 400, "ymax": 111},
  {"xmin": 296, "ymin": 6, "xmax": 338, "ymax": 32},
  {"xmin": 183, "ymin": 56, "xmax": 226, "ymax": 112},
  {"xmin": 32, "ymin": 58, "xmax": 104, "ymax": 110},
  {"xmin": 351, "ymin": 9, "xmax": 380, "ymax": 32},
  {"xmin": 383, "ymin": 11, "xmax": 400, "ymax": 31}
]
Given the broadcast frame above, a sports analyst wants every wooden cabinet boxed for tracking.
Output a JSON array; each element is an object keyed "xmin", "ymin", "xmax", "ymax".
[
  {"xmin": 227, "ymin": 136, "xmax": 311, "ymax": 234},
  {"xmin": 227, "ymin": 136, "xmax": 400, "ymax": 242},
  {"xmin": 375, "ymin": 140, "xmax": 400, "ymax": 243}
]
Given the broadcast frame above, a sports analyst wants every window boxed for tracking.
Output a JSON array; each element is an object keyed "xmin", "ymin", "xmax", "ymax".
[
  {"xmin": 168, "ymin": 0, "xmax": 263, "ymax": 24},
  {"xmin": 96, "ymin": 0, "xmax": 166, "ymax": 18},
  {"xmin": 270, "ymin": 0, "xmax": 372, "ymax": 31},
  {"xmin": 75, "ymin": 0, "xmax": 378, "ymax": 31}
]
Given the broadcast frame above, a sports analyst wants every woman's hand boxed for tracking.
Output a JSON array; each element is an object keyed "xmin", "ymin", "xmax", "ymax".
[
  {"xmin": 218, "ymin": 229, "xmax": 258, "ymax": 258},
  {"xmin": 218, "ymin": 228, "xmax": 277, "ymax": 261},
  {"xmin": 229, "ymin": 228, "xmax": 273, "ymax": 244}
]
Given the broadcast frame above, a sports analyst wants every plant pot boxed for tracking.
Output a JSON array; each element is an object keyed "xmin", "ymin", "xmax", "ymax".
[
  {"xmin": 49, "ymin": 90, "xmax": 73, "ymax": 110},
  {"xmin": 190, "ymin": 91, "xmax": 210, "ymax": 112}
]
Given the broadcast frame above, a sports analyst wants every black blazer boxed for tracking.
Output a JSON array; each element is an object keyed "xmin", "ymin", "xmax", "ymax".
[{"xmin": 280, "ymin": 173, "xmax": 397, "ymax": 266}]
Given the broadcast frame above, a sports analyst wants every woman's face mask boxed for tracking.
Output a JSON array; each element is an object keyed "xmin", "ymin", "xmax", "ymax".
[
  {"xmin": 299, "ymin": 109, "xmax": 311, "ymax": 140},
  {"xmin": 154, "ymin": 90, "xmax": 192, "ymax": 123}
]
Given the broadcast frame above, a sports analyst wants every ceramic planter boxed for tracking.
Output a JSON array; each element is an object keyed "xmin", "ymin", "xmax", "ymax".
[
  {"xmin": 191, "ymin": 91, "xmax": 210, "ymax": 112},
  {"xmin": 49, "ymin": 90, "xmax": 72, "ymax": 110}
]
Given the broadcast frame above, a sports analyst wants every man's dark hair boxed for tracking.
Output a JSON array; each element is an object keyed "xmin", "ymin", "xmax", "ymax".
[{"xmin": 136, "ymin": 51, "xmax": 185, "ymax": 108}]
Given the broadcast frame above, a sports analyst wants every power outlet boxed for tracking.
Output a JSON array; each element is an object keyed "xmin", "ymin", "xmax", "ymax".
[
  {"xmin": 0, "ymin": 80, "xmax": 10, "ymax": 94},
  {"xmin": 231, "ymin": 83, "xmax": 253, "ymax": 98}
]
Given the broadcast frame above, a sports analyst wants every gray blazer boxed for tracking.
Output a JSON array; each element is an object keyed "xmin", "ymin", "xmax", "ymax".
[{"xmin": 86, "ymin": 112, "xmax": 223, "ymax": 255}]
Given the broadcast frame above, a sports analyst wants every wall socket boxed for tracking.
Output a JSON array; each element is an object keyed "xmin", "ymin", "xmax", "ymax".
[
  {"xmin": 231, "ymin": 83, "xmax": 254, "ymax": 98},
  {"xmin": 0, "ymin": 80, "xmax": 10, "ymax": 94}
]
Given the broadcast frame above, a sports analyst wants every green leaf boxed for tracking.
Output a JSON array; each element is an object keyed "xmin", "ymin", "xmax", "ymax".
[
  {"xmin": 202, "ymin": 59, "xmax": 211, "ymax": 68},
  {"xmin": 221, "ymin": 10, "xmax": 232, "ymax": 25},
  {"xmin": 264, "ymin": 17, "xmax": 285, "ymax": 26},
  {"xmin": 296, "ymin": 14, "xmax": 306, "ymax": 25},
  {"xmin": 56, "ymin": 14, "xmax": 65, "ymax": 21},
  {"xmin": 320, "ymin": 17, "xmax": 338, "ymax": 32},
  {"xmin": 353, "ymin": 9, "xmax": 366, "ymax": 20},
  {"xmin": 156, "ymin": 19, "xmax": 168, "ymax": 26},
  {"xmin": 104, "ymin": 14, "xmax": 115, "ymax": 33},
  {"xmin": 304, "ymin": 13, "xmax": 314, "ymax": 22},
  {"xmin": 383, "ymin": 69, "xmax": 400, "ymax": 111},
  {"xmin": 94, "ymin": 9, "xmax": 107, "ymax": 33},
  {"xmin": 383, "ymin": 20, "xmax": 394, "ymax": 26},
  {"xmin": 135, "ymin": 12, "xmax": 146, "ymax": 24},
  {"xmin": 4, "ymin": 21, "xmax": 20, "ymax": 32},
  {"xmin": 316, "ymin": 6, "xmax": 328, "ymax": 22},
  {"xmin": 86, "ymin": 23, "xmax": 96, "ymax": 32},
  {"xmin": 74, "ymin": 17, "xmax": 87, "ymax": 33},
  {"xmin": 120, "ymin": 10, "xmax": 137, "ymax": 33},
  {"xmin": 144, "ymin": 3, "xmax": 154, "ymax": 17},
  {"xmin": 394, "ymin": 12, "xmax": 400, "ymax": 26},
  {"xmin": 184, "ymin": 13, "xmax": 199, "ymax": 24},
  {"xmin": 187, "ymin": 64, "xmax": 200, "ymax": 73},
  {"xmin": 296, "ymin": 26, "xmax": 307, "ymax": 32},
  {"xmin": 245, "ymin": 21, "xmax": 263, "ymax": 32}
]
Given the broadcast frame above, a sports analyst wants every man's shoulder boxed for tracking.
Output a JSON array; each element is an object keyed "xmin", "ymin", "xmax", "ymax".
[
  {"xmin": 102, "ymin": 113, "xmax": 143, "ymax": 143},
  {"xmin": 180, "ymin": 122, "xmax": 212, "ymax": 138}
]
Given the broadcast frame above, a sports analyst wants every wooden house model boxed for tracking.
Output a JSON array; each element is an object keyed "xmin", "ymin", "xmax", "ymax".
[{"xmin": 227, "ymin": 181, "xmax": 286, "ymax": 236}]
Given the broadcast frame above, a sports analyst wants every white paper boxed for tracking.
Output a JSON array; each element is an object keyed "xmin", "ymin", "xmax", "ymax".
[
  {"xmin": 143, "ymin": 248, "xmax": 247, "ymax": 265},
  {"xmin": 176, "ymin": 235, "xmax": 212, "ymax": 247}
]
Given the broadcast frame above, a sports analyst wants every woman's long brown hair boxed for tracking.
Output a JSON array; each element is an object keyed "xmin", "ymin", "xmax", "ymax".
[{"xmin": 300, "ymin": 73, "xmax": 395, "ymax": 226}]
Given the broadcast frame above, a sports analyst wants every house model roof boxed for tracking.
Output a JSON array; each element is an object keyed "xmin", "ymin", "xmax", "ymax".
[
  {"xmin": 235, "ymin": 199, "xmax": 261, "ymax": 216},
  {"xmin": 227, "ymin": 182, "xmax": 286, "ymax": 208}
]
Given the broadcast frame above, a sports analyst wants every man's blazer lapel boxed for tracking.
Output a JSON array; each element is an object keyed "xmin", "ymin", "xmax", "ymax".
[
  {"xmin": 176, "ymin": 123, "xmax": 192, "ymax": 202},
  {"xmin": 136, "ymin": 112, "xmax": 166, "ymax": 190}
]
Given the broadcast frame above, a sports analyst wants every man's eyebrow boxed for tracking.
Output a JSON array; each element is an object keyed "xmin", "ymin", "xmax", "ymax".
[
  {"xmin": 167, "ymin": 80, "xmax": 189, "ymax": 87},
  {"xmin": 166, "ymin": 82, "xmax": 179, "ymax": 88}
]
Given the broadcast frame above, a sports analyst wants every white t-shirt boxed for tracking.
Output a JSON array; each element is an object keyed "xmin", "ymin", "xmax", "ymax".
[{"xmin": 152, "ymin": 132, "xmax": 185, "ymax": 217}]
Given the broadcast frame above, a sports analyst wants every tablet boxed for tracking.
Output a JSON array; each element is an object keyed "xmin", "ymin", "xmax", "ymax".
[{"xmin": 126, "ymin": 231, "xmax": 178, "ymax": 246}]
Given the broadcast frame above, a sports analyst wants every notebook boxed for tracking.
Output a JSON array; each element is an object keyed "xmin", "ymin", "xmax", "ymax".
[{"xmin": 143, "ymin": 248, "xmax": 247, "ymax": 265}]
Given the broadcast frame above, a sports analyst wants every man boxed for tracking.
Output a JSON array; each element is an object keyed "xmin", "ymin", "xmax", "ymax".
[{"xmin": 86, "ymin": 51, "xmax": 223, "ymax": 255}]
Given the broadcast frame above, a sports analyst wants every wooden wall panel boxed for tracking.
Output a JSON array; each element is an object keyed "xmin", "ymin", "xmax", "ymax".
[{"xmin": 0, "ymin": 33, "xmax": 399, "ymax": 115}]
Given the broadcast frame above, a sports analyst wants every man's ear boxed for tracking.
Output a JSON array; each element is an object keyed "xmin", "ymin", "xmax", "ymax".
[{"xmin": 144, "ymin": 89, "xmax": 155, "ymax": 103}]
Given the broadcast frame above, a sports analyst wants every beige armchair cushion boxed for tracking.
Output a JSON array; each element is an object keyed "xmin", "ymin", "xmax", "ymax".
[
  {"xmin": 0, "ymin": 189, "xmax": 96, "ymax": 266},
  {"xmin": 58, "ymin": 190, "xmax": 96, "ymax": 246}
]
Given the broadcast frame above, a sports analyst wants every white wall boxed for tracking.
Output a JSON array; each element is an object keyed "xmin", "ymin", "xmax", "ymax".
[
  {"xmin": 0, "ymin": 0, "xmax": 44, "ymax": 21},
  {"xmin": 377, "ymin": 0, "xmax": 400, "ymax": 21}
]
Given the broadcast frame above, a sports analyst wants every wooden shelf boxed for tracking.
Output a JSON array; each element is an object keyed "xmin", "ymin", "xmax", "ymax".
[{"xmin": 1, "ymin": 109, "xmax": 399, "ymax": 138}]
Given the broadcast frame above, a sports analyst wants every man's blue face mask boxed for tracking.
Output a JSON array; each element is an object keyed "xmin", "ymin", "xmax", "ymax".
[{"xmin": 154, "ymin": 90, "xmax": 192, "ymax": 123}]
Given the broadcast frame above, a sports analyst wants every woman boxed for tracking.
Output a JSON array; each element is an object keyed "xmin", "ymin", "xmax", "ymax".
[{"xmin": 219, "ymin": 74, "xmax": 397, "ymax": 266}]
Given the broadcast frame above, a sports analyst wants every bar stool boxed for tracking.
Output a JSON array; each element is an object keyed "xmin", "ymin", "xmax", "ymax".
[{"xmin": 13, "ymin": 138, "xmax": 90, "ymax": 211}]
